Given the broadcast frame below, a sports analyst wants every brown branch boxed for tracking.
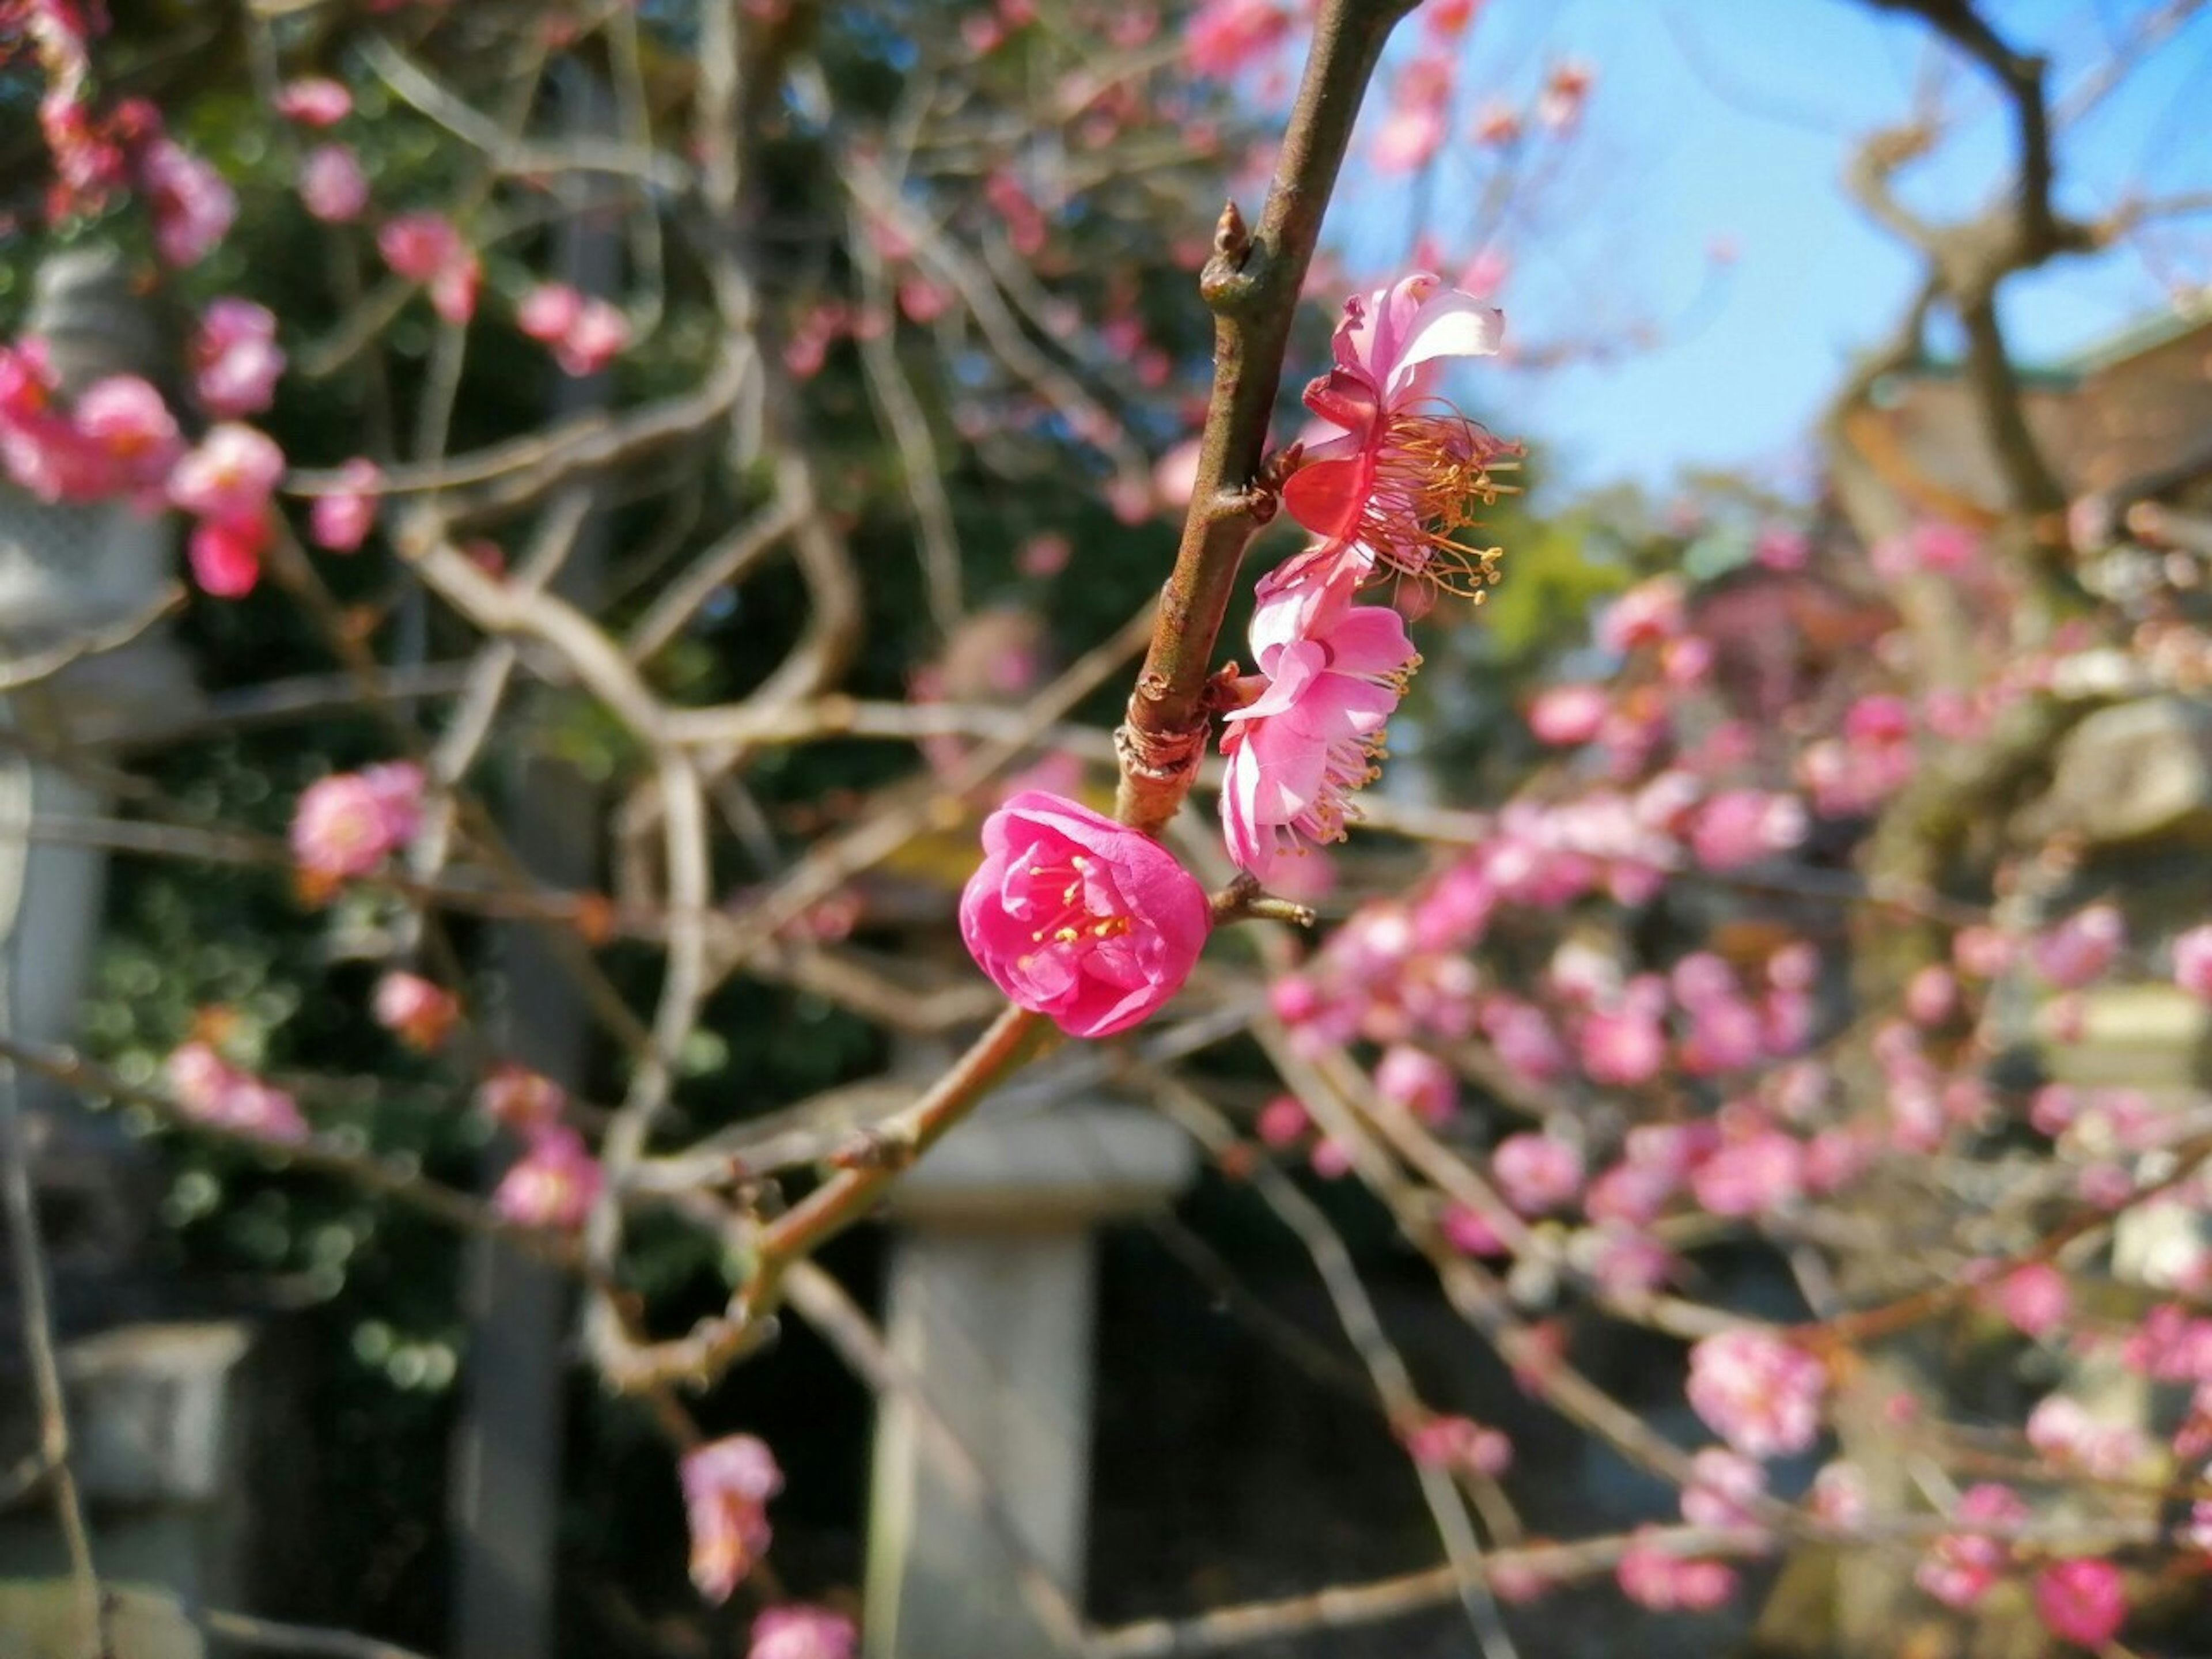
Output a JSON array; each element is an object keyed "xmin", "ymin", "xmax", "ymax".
[{"xmin": 1113, "ymin": 0, "xmax": 1419, "ymax": 833}]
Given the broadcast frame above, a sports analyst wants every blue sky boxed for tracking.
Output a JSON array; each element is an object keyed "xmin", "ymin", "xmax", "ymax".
[{"xmin": 1335, "ymin": 0, "xmax": 2212, "ymax": 497}]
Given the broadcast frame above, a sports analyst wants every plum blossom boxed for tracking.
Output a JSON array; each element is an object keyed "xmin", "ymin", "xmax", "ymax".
[
  {"xmin": 1597, "ymin": 576, "xmax": 1684, "ymax": 653},
  {"xmin": 2033, "ymin": 903, "xmax": 2124, "ymax": 989},
  {"xmin": 1687, "ymin": 1328, "xmax": 1824, "ymax": 1457},
  {"xmin": 2173, "ymin": 924, "xmax": 2212, "ymax": 999},
  {"xmin": 476, "ymin": 1064, "xmax": 565, "ymax": 1132},
  {"xmin": 380, "ymin": 212, "xmax": 481, "ymax": 324},
  {"xmin": 373, "ymin": 971, "xmax": 457, "ymax": 1052},
  {"xmin": 1527, "ymin": 683, "xmax": 1608, "ymax": 745},
  {"xmin": 2035, "ymin": 1559, "xmax": 2126, "ymax": 1649},
  {"xmin": 2027, "ymin": 1396, "xmax": 2148, "ymax": 1479},
  {"xmin": 192, "ymin": 300, "xmax": 285, "ymax": 419},
  {"xmin": 165, "ymin": 1041, "xmax": 309, "ymax": 1143},
  {"xmin": 1680, "ymin": 1448, "xmax": 1766, "ymax": 1528},
  {"xmin": 169, "ymin": 422, "xmax": 283, "ymax": 522},
  {"xmin": 517, "ymin": 283, "xmax": 631, "ymax": 377},
  {"xmin": 681, "ymin": 1434, "xmax": 782, "ymax": 1603},
  {"xmin": 1491, "ymin": 1132, "xmax": 1583, "ymax": 1214},
  {"xmin": 748, "ymin": 1606, "xmax": 856, "ymax": 1659},
  {"xmin": 960, "ymin": 792, "xmax": 1209, "ymax": 1038},
  {"xmin": 1275, "ymin": 272, "xmax": 1509, "ymax": 595},
  {"xmin": 1219, "ymin": 575, "xmax": 1418, "ymax": 880},
  {"xmin": 1809, "ymin": 1461, "xmax": 1869, "ymax": 1530},
  {"xmin": 1184, "ymin": 0, "xmax": 1293, "ymax": 77},
  {"xmin": 1690, "ymin": 1130, "xmax": 1803, "ymax": 1218},
  {"xmin": 273, "ymin": 76, "xmax": 351, "ymax": 127},
  {"xmin": 139, "ymin": 137, "xmax": 236, "ymax": 265},
  {"xmin": 300, "ymin": 143, "xmax": 369, "ymax": 222},
  {"xmin": 311, "ymin": 459, "xmax": 381, "ymax": 552},
  {"xmin": 1374, "ymin": 1044, "xmax": 1456, "ymax": 1125},
  {"xmin": 1404, "ymin": 1413, "xmax": 1513, "ymax": 1477},
  {"xmin": 1989, "ymin": 1262, "xmax": 2070, "ymax": 1339},
  {"xmin": 1916, "ymin": 1483, "xmax": 2027, "ymax": 1608},
  {"xmin": 1, "ymin": 343, "xmax": 180, "ymax": 505},
  {"xmin": 493, "ymin": 1124, "xmax": 601, "ymax": 1230},
  {"xmin": 289, "ymin": 762, "xmax": 425, "ymax": 880},
  {"xmin": 1617, "ymin": 1530, "xmax": 1735, "ymax": 1612},
  {"xmin": 1688, "ymin": 789, "xmax": 1805, "ymax": 872}
]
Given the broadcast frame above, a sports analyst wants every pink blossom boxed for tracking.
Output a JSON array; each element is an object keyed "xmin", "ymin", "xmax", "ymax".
[
  {"xmin": 289, "ymin": 762, "xmax": 425, "ymax": 880},
  {"xmin": 1219, "ymin": 577, "xmax": 1416, "ymax": 879},
  {"xmin": 1617, "ymin": 1531, "xmax": 1736, "ymax": 1612},
  {"xmin": 493, "ymin": 1124, "xmax": 601, "ymax": 1229},
  {"xmin": 748, "ymin": 1606, "xmax": 856, "ymax": 1659},
  {"xmin": 960, "ymin": 792, "xmax": 1209, "ymax": 1038},
  {"xmin": 67, "ymin": 374, "xmax": 182, "ymax": 499},
  {"xmin": 1687, "ymin": 1328, "xmax": 1825, "ymax": 1458},
  {"xmin": 1578, "ymin": 1004, "xmax": 1666, "ymax": 1087},
  {"xmin": 380, "ymin": 212, "xmax": 480, "ymax": 324},
  {"xmin": 1904, "ymin": 963, "xmax": 1959, "ymax": 1027},
  {"xmin": 188, "ymin": 517, "xmax": 268, "ymax": 597},
  {"xmin": 1988, "ymin": 1262, "xmax": 2069, "ymax": 1339},
  {"xmin": 165, "ymin": 1041, "xmax": 309, "ymax": 1143},
  {"xmin": 1916, "ymin": 1483, "xmax": 2027, "ymax": 1609},
  {"xmin": 1275, "ymin": 272, "xmax": 1507, "ymax": 592},
  {"xmin": 1184, "ymin": 0, "xmax": 1293, "ymax": 77},
  {"xmin": 1690, "ymin": 1131, "xmax": 1802, "ymax": 1218},
  {"xmin": 1690, "ymin": 789, "xmax": 1805, "ymax": 872},
  {"xmin": 192, "ymin": 299, "xmax": 285, "ymax": 419},
  {"xmin": 169, "ymin": 422, "xmax": 284, "ymax": 522},
  {"xmin": 2033, "ymin": 904, "xmax": 2125, "ymax": 989},
  {"xmin": 1953, "ymin": 924, "xmax": 2017, "ymax": 979},
  {"xmin": 1492, "ymin": 1133, "xmax": 1583, "ymax": 1215},
  {"xmin": 311, "ymin": 458, "xmax": 381, "ymax": 552},
  {"xmin": 1680, "ymin": 994, "xmax": 1768, "ymax": 1075},
  {"xmin": 1586, "ymin": 1160, "xmax": 1674, "ymax": 1228},
  {"xmin": 274, "ymin": 76, "xmax": 352, "ymax": 127},
  {"xmin": 1527, "ymin": 683, "xmax": 1608, "ymax": 745},
  {"xmin": 2174, "ymin": 924, "xmax": 2212, "ymax": 999},
  {"xmin": 2027, "ymin": 1396, "xmax": 2147, "ymax": 1479},
  {"xmin": 1592, "ymin": 1228, "xmax": 1676, "ymax": 1296},
  {"xmin": 1309, "ymin": 1138, "xmax": 1356, "ymax": 1180},
  {"xmin": 2035, "ymin": 1559, "xmax": 2126, "ymax": 1649},
  {"xmin": 139, "ymin": 137, "xmax": 236, "ymax": 265},
  {"xmin": 681, "ymin": 1434, "xmax": 782, "ymax": 1604},
  {"xmin": 1255, "ymin": 1094, "xmax": 1309, "ymax": 1147},
  {"xmin": 1374, "ymin": 1044, "xmax": 1456, "ymax": 1125},
  {"xmin": 1440, "ymin": 1202, "xmax": 1508, "ymax": 1257},
  {"xmin": 300, "ymin": 143, "xmax": 369, "ymax": 222},
  {"xmin": 1597, "ymin": 576, "xmax": 1684, "ymax": 653},
  {"xmin": 477, "ymin": 1064, "xmax": 565, "ymax": 1132},
  {"xmin": 373, "ymin": 971, "xmax": 457, "ymax": 1052},
  {"xmin": 1404, "ymin": 1413, "xmax": 1513, "ymax": 1478},
  {"xmin": 1680, "ymin": 1447, "xmax": 1766, "ymax": 1528},
  {"xmin": 1809, "ymin": 1460, "xmax": 1869, "ymax": 1529},
  {"xmin": 1535, "ymin": 57, "xmax": 1594, "ymax": 131}
]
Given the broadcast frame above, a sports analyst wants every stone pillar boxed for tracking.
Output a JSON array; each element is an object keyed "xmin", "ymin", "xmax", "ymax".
[{"xmin": 863, "ymin": 1101, "xmax": 1194, "ymax": 1659}]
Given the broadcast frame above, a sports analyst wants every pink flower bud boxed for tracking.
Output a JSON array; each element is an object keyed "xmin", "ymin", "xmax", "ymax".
[
  {"xmin": 301, "ymin": 143, "xmax": 369, "ymax": 222},
  {"xmin": 274, "ymin": 77, "xmax": 353, "ymax": 127},
  {"xmin": 311, "ymin": 458, "xmax": 381, "ymax": 552},
  {"xmin": 373, "ymin": 971, "xmax": 457, "ymax": 1052}
]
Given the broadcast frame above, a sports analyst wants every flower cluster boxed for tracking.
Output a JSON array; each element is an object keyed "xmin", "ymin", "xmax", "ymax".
[
  {"xmin": 165, "ymin": 1040, "xmax": 309, "ymax": 1144},
  {"xmin": 1221, "ymin": 273, "xmax": 1510, "ymax": 881}
]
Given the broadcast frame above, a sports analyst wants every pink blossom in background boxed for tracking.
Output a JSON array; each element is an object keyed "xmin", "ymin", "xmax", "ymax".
[
  {"xmin": 1219, "ymin": 577, "xmax": 1416, "ymax": 880},
  {"xmin": 2033, "ymin": 903, "xmax": 2125, "ymax": 989},
  {"xmin": 1953, "ymin": 924, "xmax": 2017, "ymax": 980},
  {"xmin": 1809, "ymin": 1460, "xmax": 1869, "ymax": 1529},
  {"xmin": 2035, "ymin": 1559, "xmax": 2126, "ymax": 1649},
  {"xmin": 1439, "ymin": 1202, "xmax": 1508, "ymax": 1257},
  {"xmin": 748, "ymin": 1605, "xmax": 856, "ymax": 1659},
  {"xmin": 1990, "ymin": 1262, "xmax": 2070, "ymax": 1339},
  {"xmin": 1274, "ymin": 271, "xmax": 1506, "ymax": 591},
  {"xmin": 2174, "ymin": 925, "xmax": 2212, "ymax": 999},
  {"xmin": 1374, "ymin": 1044, "xmax": 1457, "ymax": 1126},
  {"xmin": 1152, "ymin": 437, "xmax": 1202, "ymax": 509},
  {"xmin": 1308, "ymin": 1137, "xmax": 1355, "ymax": 1180},
  {"xmin": 1404, "ymin": 1414, "xmax": 1513, "ymax": 1478},
  {"xmin": 2027, "ymin": 1396, "xmax": 2148, "ymax": 1479},
  {"xmin": 681, "ymin": 1434, "xmax": 782, "ymax": 1604},
  {"xmin": 1616, "ymin": 1531, "xmax": 1735, "ymax": 1612},
  {"xmin": 960, "ymin": 792, "xmax": 1209, "ymax": 1038},
  {"xmin": 310, "ymin": 458, "xmax": 381, "ymax": 552},
  {"xmin": 1596, "ymin": 575, "xmax": 1685, "ymax": 653},
  {"xmin": 274, "ymin": 76, "xmax": 352, "ymax": 126},
  {"xmin": 1255, "ymin": 1094, "xmax": 1309, "ymax": 1147},
  {"xmin": 1680, "ymin": 1448, "xmax": 1766, "ymax": 1528},
  {"xmin": 1577, "ymin": 1003, "xmax": 1666, "ymax": 1087},
  {"xmin": 289, "ymin": 762, "xmax": 424, "ymax": 880},
  {"xmin": 1424, "ymin": 0, "xmax": 1478, "ymax": 37},
  {"xmin": 1184, "ymin": 0, "xmax": 1293, "ymax": 77},
  {"xmin": 477, "ymin": 1063, "xmax": 565, "ymax": 1132},
  {"xmin": 373, "ymin": 971, "xmax": 457, "ymax": 1052},
  {"xmin": 187, "ymin": 517, "xmax": 268, "ymax": 597},
  {"xmin": 1688, "ymin": 789, "xmax": 1805, "ymax": 872},
  {"xmin": 1903, "ymin": 963, "xmax": 1959, "ymax": 1027},
  {"xmin": 1491, "ymin": 1132, "xmax": 1583, "ymax": 1215},
  {"xmin": 1527, "ymin": 683, "xmax": 1608, "ymax": 745},
  {"xmin": 518, "ymin": 284, "xmax": 630, "ymax": 376},
  {"xmin": 517, "ymin": 283, "xmax": 583, "ymax": 343},
  {"xmin": 1754, "ymin": 526, "xmax": 1809, "ymax": 570},
  {"xmin": 1535, "ymin": 56, "xmax": 1594, "ymax": 131},
  {"xmin": 165, "ymin": 1041, "xmax": 310, "ymax": 1143},
  {"xmin": 192, "ymin": 299, "xmax": 285, "ymax": 419},
  {"xmin": 139, "ymin": 137, "xmax": 236, "ymax": 265},
  {"xmin": 493, "ymin": 1124, "xmax": 601, "ymax": 1230},
  {"xmin": 67, "ymin": 374, "xmax": 183, "ymax": 501},
  {"xmin": 1687, "ymin": 1328, "xmax": 1825, "ymax": 1458},
  {"xmin": 1585, "ymin": 1160, "xmax": 1674, "ymax": 1228},
  {"xmin": 300, "ymin": 143, "xmax": 369, "ymax": 222},
  {"xmin": 1916, "ymin": 1483, "xmax": 2027, "ymax": 1608},
  {"xmin": 1690, "ymin": 1130, "xmax": 1803, "ymax": 1218},
  {"xmin": 380, "ymin": 212, "xmax": 480, "ymax": 323},
  {"xmin": 169, "ymin": 422, "xmax": 283, "ymax": 522}
]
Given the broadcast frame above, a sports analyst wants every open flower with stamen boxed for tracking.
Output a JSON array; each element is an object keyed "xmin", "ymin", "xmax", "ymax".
[
  {"xmin": 1221, "ymin": 570, "xmax": 1418, "ymax": 881},
  {"xmin": 1276, "ymin": 272, "xmax": 1512, "ymax": 601},
  {"xmin": 960, "ymin": 792, "xmax": 1210, "ymax": 1038}
]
